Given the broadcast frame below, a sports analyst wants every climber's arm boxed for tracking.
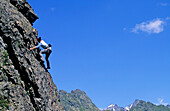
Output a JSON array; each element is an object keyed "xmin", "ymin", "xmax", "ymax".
[
  {"xmin": 30, "ymin": 43, "xmax": 42, "ymax": 50},
  {"xmin": 30, "ymin": 46, "xmax": 37, "ymax": 50}
]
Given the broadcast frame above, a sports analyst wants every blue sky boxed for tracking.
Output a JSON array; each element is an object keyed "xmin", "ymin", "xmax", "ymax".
[{"xmin": 28, "ymin": 0, "xmax": 170, "ymax": 108}]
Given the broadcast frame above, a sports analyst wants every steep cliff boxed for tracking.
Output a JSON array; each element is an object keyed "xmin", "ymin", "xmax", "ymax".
[
  {"xmin": 0, "ymin": 0, "xmax": 64, "ymax": 110},
  {"xmin": 59, "ymin": 89, "xmax": 100, "ymax": 111}
]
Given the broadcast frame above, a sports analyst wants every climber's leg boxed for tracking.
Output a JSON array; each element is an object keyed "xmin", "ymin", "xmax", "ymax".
[
  {"xmin": 45, "ymin": 49, "xmax": 52, "ymax": 69},
  {"xmin": 40, "ymin": 49, "xmax": 48, "ymax": 62}
]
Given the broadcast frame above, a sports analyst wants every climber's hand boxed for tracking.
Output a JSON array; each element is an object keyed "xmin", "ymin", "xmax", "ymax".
[{"xmin": 30, "ymin": 47, "xmax": 36, "ymax": 50}]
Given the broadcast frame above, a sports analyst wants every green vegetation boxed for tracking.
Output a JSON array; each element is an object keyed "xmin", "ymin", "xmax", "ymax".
[
  {"xmin": 16, "ymin": 41, "xmax": 20, "ymax": 47},
  {"xmin": 0, "ymin": 68, "xmax": 5, "ymax": 73},
  {"xmin": 2, "ymin": 50, "xmax": 8, "ymax": 66},
  {"xmin": 0, "ymin": 95, "xmax": 9, "ymax": 110},
  {"xmin": 26, "ymin": 86, "xmax": 32, "ymax": 96}
]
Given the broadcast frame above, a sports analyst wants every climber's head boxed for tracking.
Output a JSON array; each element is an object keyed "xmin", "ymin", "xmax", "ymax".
[
  {"xmin": 37, "ymin": 37, "xmax": 41, "ymax": 43},
  {"xmin": 48, "ymin": 44, "xmax": 52, "ymax": 47}
]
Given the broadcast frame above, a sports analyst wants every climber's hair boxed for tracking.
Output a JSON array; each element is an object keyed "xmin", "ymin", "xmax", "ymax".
[
  {"xmin": 48, "ymin": 44, "xmax": 52, "ymax": 47},
  {"xmin": 37, "ymin": 37, "xmax": 41, "ymax": 42}
]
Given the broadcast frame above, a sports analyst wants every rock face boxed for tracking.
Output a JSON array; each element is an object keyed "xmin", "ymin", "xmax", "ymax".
[
  {"xmin": 59, "ymin": 89, "xmax": 100, "ymax": 111},
  {"xmin": 0, "ymin": 0, "xmax": 64, "ymax": 110}
]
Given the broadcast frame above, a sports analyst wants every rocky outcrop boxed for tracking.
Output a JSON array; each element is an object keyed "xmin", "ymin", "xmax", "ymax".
[
  {"xmin": 59, "ymin": 89, "xmax": 100, "ymax": 111},
  {"xmin": 10, "ymin": 0, "xmax": 38, "ymax": 24},
  {"xmin": 0, "ymin": 0, "xmax": 64, "ymax": 110}
]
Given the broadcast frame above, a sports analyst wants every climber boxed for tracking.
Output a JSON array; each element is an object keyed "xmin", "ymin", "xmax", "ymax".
[{"xmin": 30, "ymin": 37, "xmax": 52, "ymax": 69}]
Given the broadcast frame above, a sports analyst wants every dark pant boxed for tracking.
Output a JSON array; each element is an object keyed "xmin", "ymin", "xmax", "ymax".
[{"xmin": 40, "ymin": 49, "xmax": 52, "ymax": 68}]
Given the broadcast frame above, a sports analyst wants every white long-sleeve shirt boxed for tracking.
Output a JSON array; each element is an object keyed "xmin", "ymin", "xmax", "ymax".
[{"xmin": 36, "ymin": 40, "xmax": 51, "ymax": 50}]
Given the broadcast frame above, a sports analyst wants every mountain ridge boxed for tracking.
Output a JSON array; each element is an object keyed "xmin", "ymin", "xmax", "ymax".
[
  {"xmin": 59, "ymin": 89, "xmax": 100, "ymax": 111},
  {"xmin": 102, "ymin": 99, "xmax": 170, "ymax": 111}
]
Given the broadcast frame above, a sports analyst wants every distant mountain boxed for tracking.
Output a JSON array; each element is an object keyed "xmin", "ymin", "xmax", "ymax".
[
  {"xmin": 101, "ymin": 104, "xmax": 125, "ymax": 111},
  {"xmin": 59, "ymin": 89, "xmax": 100, "ymax": 111},
  {"xmin": 102, "ymin": 99, "xmax": 170, "ymax": 111},
  {"xmin": 125, "ymin": 99, "xmax": 141, "ymax": 111},
  {"xmin": 167, "ymin": 105, "xmax": 170, "ymax": 109},
  {"xmin": 129, "ymin": 99, "xmax": 170, "ymax": 111}
]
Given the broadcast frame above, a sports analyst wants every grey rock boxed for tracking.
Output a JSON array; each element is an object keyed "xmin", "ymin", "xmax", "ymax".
[{"xmin": 0, "ymin": 0, "xmax": 64, "ymax": 110}]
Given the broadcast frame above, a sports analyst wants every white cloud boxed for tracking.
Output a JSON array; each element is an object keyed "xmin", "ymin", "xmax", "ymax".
[
  {"xmin": 166, "ymin": 17, "xmax": 170, "ymax": 20},
  {"xmin": 158, "ymin": 3, "xmax": 169, "ymax": 7},
  {"xmin": 132, "ymin": 18, "xmax": 165, "ymax": 34},
  {"xmin": 155, "ymin": 98, "xmax": 169, "ymax": 106}
]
